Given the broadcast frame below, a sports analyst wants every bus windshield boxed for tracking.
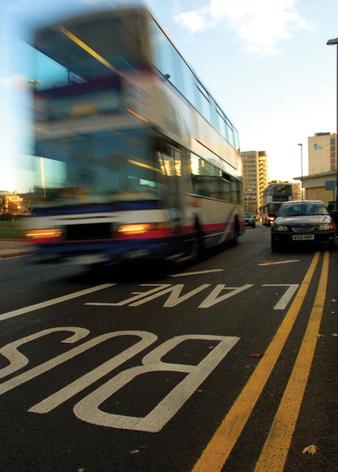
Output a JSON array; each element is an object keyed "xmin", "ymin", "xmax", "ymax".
[
  {"xmin": 33, "ymin": 129, "xmax": 164, "ymax": 205},
  {"xmin": 267, "ymin": 202, "xmax": 282, "ymax": 215},
  {"xmin": 31, "ymin": 10, "xmax": 148, "ymax": 91}
]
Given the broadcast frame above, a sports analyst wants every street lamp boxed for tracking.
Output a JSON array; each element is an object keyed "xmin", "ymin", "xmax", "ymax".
[
  {"xmin": 297, "ymin": 143, "xmax": 303, "ymax": 199},
  {"xmin": 327, "ymin": 37, "xmax": 338, "ymax": 218}
]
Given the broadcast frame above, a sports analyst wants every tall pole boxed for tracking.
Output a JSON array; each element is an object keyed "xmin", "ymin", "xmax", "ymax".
[
  {"xmin": 335, "ymin": 44, "xmax": 338, "ymax": 211},
  {"xmin": 327, "ymin": 38, "xmax": 338, "ymax": 216},
  {"xmin": 297, "ymin": 143, "xmax": 303, "ymax": 199}
]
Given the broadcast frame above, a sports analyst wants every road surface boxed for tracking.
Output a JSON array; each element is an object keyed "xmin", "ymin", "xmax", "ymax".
[{"xmin": 0, "ymin": 225, "xmax": 337, "ymax": 472}]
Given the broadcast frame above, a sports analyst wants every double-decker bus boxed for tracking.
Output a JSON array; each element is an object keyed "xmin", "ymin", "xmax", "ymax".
[
  {"xmin": 262, "ymin": 202, "xmax": 284, "ymax": 226},
  {"xmin": 25, "ymin": 6, "xmax": 244, "ymax": 266}
]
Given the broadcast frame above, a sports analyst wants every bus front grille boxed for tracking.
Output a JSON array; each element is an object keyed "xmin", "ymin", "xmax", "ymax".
[{"xmin": 64, "ymin": 223, "xmax": 112, "ymax": 241}]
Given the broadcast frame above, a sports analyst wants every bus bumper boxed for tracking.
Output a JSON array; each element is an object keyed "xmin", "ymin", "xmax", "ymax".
[{"xmin": 29, "ymin": 238, "xmax": 185, "ymax": 266}]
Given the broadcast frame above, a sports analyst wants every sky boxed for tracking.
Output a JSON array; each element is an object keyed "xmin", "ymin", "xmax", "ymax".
[{"xmin": 1, "ymin": 0, "xmax": 338, "ymax": 191}]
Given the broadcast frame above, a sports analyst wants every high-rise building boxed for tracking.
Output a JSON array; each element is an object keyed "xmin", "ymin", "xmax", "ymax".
[
  {"xmin": 308, "ymin": 132, "xmax": 336, "ymax": 175},
  {"xmin": 241, "ymin": 150, "xmax": 268, "ymax": 214}
]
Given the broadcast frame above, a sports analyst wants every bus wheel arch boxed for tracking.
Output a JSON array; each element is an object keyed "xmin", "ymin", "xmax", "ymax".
[
  {"xmin": 191, "ymin": 216, "xmax": 204, "ymax": 259},
  {"xmin": 231, "ymin": 215, "xmax": 240, "ymax": 246}
]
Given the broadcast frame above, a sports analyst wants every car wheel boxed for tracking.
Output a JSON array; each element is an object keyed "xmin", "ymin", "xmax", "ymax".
[{"xmin": 328, "ymin": 240, "xmax": 337, "ymax": 251}]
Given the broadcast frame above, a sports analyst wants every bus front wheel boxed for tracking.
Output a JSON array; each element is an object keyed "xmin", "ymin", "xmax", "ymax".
[
  {"xmin": 230, "ymin": 217, "xmax": 240, "ymax": 246},
  {"xmin": 191, "ymin": 221, "xmax": 204, "ymax": 260}
]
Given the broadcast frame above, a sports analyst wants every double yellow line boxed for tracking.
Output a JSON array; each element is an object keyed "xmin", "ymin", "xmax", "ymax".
[{"xmin": 193, "ymin": 251, "xmax": 329, "ymax": 472}]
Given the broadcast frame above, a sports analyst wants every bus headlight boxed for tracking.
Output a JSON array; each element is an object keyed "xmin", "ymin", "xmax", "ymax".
[
  {"xmin": 116, "ymin": 223, "xmax": 170, "ymax": 237},
  {"xmin": 117, "ymin": 224, "xmax": 151, "ymax": 235},
  {"xmin": 25, "ymin": 228, "xmax": 62, "ymax": 239}
]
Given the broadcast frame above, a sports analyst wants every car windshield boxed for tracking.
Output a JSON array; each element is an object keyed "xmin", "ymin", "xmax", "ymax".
[
  {"xmin": 277, "ymin": 203, "xmax": 328, "ymax": 217},
  {"xmin": 245, "ymin": 213, "xmax": 253, "ymax": 217}
]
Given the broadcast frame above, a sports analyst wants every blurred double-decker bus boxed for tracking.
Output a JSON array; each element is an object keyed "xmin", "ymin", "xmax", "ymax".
[{"xmin": 25, "ymin": 6, "xmax": 244, "ymax": 266}]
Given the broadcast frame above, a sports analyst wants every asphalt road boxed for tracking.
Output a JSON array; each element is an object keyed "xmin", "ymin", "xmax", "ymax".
[{"xmin": 0, "ymin": 225, "xmax": 337, "ymax": 472}]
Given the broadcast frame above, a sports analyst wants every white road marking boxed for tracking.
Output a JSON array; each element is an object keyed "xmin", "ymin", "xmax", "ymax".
[
  {"xmin": 199, "ymin": 284, "xmax": 254, "ymax": 309},
  {"xmin": 0, "ymin": 327, "xmax": 92, "ymax": 395},
  {"xmin": 86, "ymin": 284, "xmax": 171, "ymax": 307},
  {"xmin": 73, "ymin": 335, "xmax": 240, "ymax": 432},
  {"xmin": 0, "ymin": 255, "xmax": 26, "ymax": 261},
  {"xmin": 29, "ymin": 331, "xmax": 157, "ymax": 414},
  {"xmin": 170, "ymin": 269, "xmax": 224, "ymax": 277},
  {"xmin": 262, "ymin": 284, "xmax": 299, "ymax": 310},
  {"xmin": 0, "ymin": 327, "xmax": 89, "ymax": 379},
  {"xmin": 1, "ymin": 328, "xmax": 239, "ymax": 433},
  {"xmin": 258, "ymin": 260, "xmax": 300, "ymax": 266},
  {"xmin": 87, "ymin": 283, "xmax": 255, "ymax": 309},
  {"xmin": 0, "ymin": 329, "xmax": 154, "ymax": 397},
  {"xmin": 87, "ymin": 284, "xmax": 211, "ymax": 308},
  {"xmin": 0, "ymin": 284, "xmax": 114, "ymax": 322},
  {"xmin": 131, "ymin": 284, "xmax": 211, "ymax": 308}
]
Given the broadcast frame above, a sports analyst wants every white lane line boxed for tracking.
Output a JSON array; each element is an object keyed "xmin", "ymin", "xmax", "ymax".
[
  {"xmin": 0, "ymin": 284, "xmax": 115, "ymax": 322},
  {"xmin": 262, "ymin": 284, "xmax": 299, "ymax": 310},
  {"xmin": 258, "ymin": 260, "xmax": 300, "ymax": 266},
  {"xmin": 0, "ymin": 255, "xmax": 24, "ymax": 261},
  {"xmin": 170, "ymin": 269, "xmax": 224, "ymax": 278}
]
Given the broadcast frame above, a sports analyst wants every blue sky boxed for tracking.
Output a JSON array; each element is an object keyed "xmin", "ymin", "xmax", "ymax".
[{"xmin": 1, "ymin": 0, "xmax": 338, "ymax": 191}]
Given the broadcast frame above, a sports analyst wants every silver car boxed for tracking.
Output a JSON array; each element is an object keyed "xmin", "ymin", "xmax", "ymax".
[{"xmin": 244, "ymin": 212, "xmax": 256, "ymax": 228}]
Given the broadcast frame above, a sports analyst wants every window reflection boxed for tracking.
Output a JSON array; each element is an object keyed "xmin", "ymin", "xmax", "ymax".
[
  {"xmin": 31, "ymin": 129, "xmax": 163, "ymax": 204},
  {"xmin": 190, "ymin": 153, "xmax": 240, "ymax": 203}
]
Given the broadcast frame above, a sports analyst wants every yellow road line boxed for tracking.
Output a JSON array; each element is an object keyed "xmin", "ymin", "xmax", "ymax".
[
  {"xmin": 192, "ymin": 252, "xmax": 320, "ymax": 472},
  {"xmin": 254, "ymin": 251, "xmax": 329, "ymax": 472}
]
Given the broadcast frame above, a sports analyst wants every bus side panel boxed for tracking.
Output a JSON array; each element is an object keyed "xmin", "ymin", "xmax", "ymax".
[{"xmin": 184, "ymin": 195, "xmax": 243, "ymax": 247}]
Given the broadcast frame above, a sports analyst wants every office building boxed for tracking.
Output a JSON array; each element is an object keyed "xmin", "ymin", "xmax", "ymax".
[
  {"xmin": 241, "ymin": 150, "xmax": 268, "ymax": 214},
  {"xmin": 308, "ymin": 132, "xmax": 336, "ymax": 175}
]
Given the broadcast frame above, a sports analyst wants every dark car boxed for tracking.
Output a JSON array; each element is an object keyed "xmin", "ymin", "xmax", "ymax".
[
  {"xmin": 244, "ymin": 212, "xmax": 256, "ymax": 228},
  {"xmin": 271, "ymin": 200, "xmax": 336, "ymax": 251}
]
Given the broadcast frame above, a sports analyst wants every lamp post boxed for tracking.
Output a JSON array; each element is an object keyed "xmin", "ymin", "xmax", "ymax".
[
  {"xmin": 327, "ymin": 37, "xmax": 338, "ymax": 218},
  {"xmin": 297, "ymin": 143, "xmax": 303, "ymax": 199}
]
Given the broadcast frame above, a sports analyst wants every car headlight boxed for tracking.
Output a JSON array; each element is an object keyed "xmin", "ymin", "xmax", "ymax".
[
  {"xmin": 275, "ymin": 225, "xmax": 288, "ymax": 231},
  {"xmin": 318, "ymin": 223, "xmax": 334, "ymax": 231}
]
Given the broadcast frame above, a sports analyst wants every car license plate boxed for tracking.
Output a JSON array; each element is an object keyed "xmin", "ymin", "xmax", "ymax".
[{"xmin": 292, "ymin": 234, "xmax": 315, "ymax": 241}]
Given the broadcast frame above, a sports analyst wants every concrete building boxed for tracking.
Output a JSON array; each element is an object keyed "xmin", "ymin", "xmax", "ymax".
[
  {"xmin": 308, "ymin": 132, "xmax": 336, "ymax": 175},
  {"xmin": 296, "ymin": 171, "xmax": 336, "ymax": 206},
  {"xmin": 241, "ymin": 150, "xmax": 268, "ymax": 214}
]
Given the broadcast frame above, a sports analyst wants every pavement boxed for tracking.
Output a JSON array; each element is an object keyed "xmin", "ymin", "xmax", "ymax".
[{"xmin": 0, "ymin": 240, "xmax": 31, "ymax": 258}]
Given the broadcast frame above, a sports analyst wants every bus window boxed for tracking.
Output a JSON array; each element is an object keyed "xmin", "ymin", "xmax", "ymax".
[
  {"xmin": 151, "ymin": 22, "xmax": 184, "ymax": 94},
  {"xmin": 158, "ymin": 143, "xmax": 182, "ymax": 219},
  {"xmin": 181, "ymin": 62, "xmax": 197, "ymax": 108},
  {"xmin": 195, "ymin": 81, "xmax": 212, "ymax": 123},
  {"xmin": 190, "ymin": 153, "xmax": 227, "ymax": 200}
]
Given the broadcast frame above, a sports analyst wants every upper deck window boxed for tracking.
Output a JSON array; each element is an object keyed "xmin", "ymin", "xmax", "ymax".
[
  {"xmin": 195, "ymin": 82, "xmax": 212, "ymax": 123},
  {"xmin": 32, "ymin": 11, "xmax": 148, "ymax": 90},
  {"xmin": 151, "ymin": 22, "xmax": 186, "ymax": 95},
  {"xmin": 150, "ymin": 17, "xmax": 238, "ymax": 150}
]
